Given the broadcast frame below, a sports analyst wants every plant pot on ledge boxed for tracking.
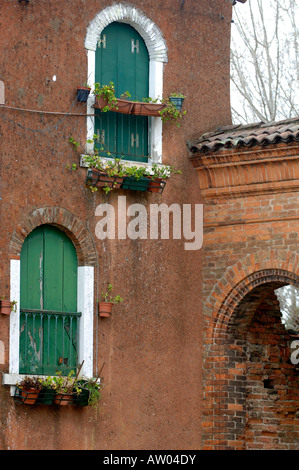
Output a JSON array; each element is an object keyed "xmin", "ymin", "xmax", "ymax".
[
  {"xmin": 86, "ymin": 168, "xmax": 124, "ymax": 190},
  {"xmin": 0, "ymin": 299, "xmax": 17, "ymax": 315},
  {"xmin": 147, "ymin": 178, "xmax": 166, "ymax": 194},
  {"xmin": 121, "ymin": 176, "xmax": 150, "ymax": 192}
]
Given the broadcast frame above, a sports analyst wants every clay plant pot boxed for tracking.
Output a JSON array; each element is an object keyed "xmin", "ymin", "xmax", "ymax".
[
  {"xmin": 94, "ymin": 96, "xmax": 134, "ymax": 114},
  {"xmin": 147, "ymin": 177, "xmax": 166, "ymax": 194},
  {"xmin": 131, "ymin": 102, "xmax": 166, "ymax": 117},
  {"xmin": 98, "ymin": 301, "xmax": 113, "ymax": 318},
  {"xmin": 0, "ymin": 300, "xmax": 12, "ymax": 315},
  {"xmin": 20, "ymin": 388, "xmax": 41, "ymax": 405},
  {"xmin": 54, "ymin": 392, "xmax": 74, "ymax": 406}
]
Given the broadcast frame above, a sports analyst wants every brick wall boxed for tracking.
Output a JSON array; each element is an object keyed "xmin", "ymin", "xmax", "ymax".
[{"xmin": 198, "ymin": 142, "xmax": 299, "ymax": 450}]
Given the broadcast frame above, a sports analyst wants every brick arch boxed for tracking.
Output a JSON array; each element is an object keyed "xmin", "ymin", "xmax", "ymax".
[
  {"xmin": 205, "ymin": 250, "xmax": 299, "ymax": 339},
  {"xmin": 8, "ymin": 207, "xmax": 97, "ymax": 267}
]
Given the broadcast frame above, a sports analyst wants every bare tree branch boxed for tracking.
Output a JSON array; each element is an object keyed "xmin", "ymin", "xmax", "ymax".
[{"xmin": 231, "ymin": 0, "xmax": 299, "ymax": 123}]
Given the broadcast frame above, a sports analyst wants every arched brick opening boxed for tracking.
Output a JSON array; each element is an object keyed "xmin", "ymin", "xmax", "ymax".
[
  {"xmin": 8, "ymin": 207, "xmax": 97, "ymax": 267},
  {"xmin": 202, "ymin": 266, "xmax": 299, "ymax": 450}
]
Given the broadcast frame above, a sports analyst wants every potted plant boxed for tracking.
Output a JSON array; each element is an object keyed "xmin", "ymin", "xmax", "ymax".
[
  {"xmin": 75, "ymin": 376, "xmax": 102, "ymax": 406},
  {"xmin": 85, "ymin": 153, "xmax": 126, "ymax": 194},
  {"xmin": 15, "ymin": 376, "xmax": 43, "ymax": 405},
  {"xmin": 147, "ymin": 164, "xmax": 182, "ymax": 193},
  {"xmin": 93, "ymin": 82, "xmax": 134, "ymax": 114},
  {"xmin": 159, "ymin": 98, "xmax": 187, "ymax": 127},
  {"xmin": 98, "ymin": 284, "xmax": 124, "ymax": 317},
  {"xmin": 77, "ymin": 82, "xmax": 91, "ymax": 102},
  {"xmin": 0, "ymin": 297, "xmax": 17, "ymax": 315},
  {"xmin": 52, "ymin": 369, "xmax": 84, "ymax": 406},
  {"xmin": 38, "ymin": 376, "xmax": 58, "ymax": 405},
  {"xmin": 168, "ymin": 93, "xmax": 186, "ymax": 111}
]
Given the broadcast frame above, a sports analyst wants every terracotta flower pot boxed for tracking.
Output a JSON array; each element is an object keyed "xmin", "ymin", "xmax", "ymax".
[
  {"xmin": 21, "ymin": 388, "xmax": 41, "ymax": 405},
  {"xmin": 0, "ymin": 300, "xmax": 12, "ymax": 315},
  {"xmin": 94, "ymin": 96, "xmax": 134, "ymax": 114},
  {"xmin": 98, "ymin": 301, "xmax": 113, "ymax": 317},
  {"xmin": 131, "ymin": 102, "xmax": 166, "ymax": 116},
  {"xmin": 54, "ymin": 393, "xmax": 74, "ymax": 406},
  {"xmin": 147, "ymin": 177, "xmax": 166, "ymax": 194}
]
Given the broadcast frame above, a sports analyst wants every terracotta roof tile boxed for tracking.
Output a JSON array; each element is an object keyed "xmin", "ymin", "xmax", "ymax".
[{"xmin": 188, "ymin": 116, "xmax": 299, "ymax": 154}]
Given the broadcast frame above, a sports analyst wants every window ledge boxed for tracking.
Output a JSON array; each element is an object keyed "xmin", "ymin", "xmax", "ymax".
[{"xmin": 80, "ymin": 155, "xmax": 168, "ymax": 174}]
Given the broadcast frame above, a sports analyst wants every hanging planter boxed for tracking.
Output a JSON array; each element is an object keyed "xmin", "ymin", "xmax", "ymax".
[
  {"xmin": 121, "ymin": 176, "xmax": 150, "ymax": 192},
  {"xmin": 86, "ymin": 168, "xmax": 124, "ymax": 190},
  {"xmin": 0, "ymin": 298, "xmax": 17, "ymax": 315},
  {"xmin": 14, "ymin": 377, "xmax": 43, "ymax": 405},
  {"xmin": 94, "ymin": 96, "xmax": 134, "ymax": 114},
  {"xmin": 77, "ymin": 86, "xmax": 91, "ymax": 103},
  {"xmin": 131, "ymin": 102, "xmax": 166, "ymax": 117},
  {"xmin": 168, "ymin": 94, "xmax": 185, "ymax": 111},
  {"xmin": 98, "ymin": 284, "xmax": 123, "ymax": 318},
  {"xmin": 98, "ymin": 301, "xmax": 114, "ymax": 318}
]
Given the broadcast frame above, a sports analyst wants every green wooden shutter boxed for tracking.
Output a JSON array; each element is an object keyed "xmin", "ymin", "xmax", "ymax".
[
  {"xmin": 95, "ymin": 22, "xmax": 149, "ymax": 162},
  {"xmin": 19, "ymin": 225, "xmax": 79, "ymax": 375}
]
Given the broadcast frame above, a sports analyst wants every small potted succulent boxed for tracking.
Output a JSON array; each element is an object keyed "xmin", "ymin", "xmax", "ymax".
[{"xmin": 98, "ymin": 284, "xmax": 124, "ymax": 317}]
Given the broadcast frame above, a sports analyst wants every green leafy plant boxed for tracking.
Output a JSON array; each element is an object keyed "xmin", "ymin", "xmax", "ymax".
[
  {"xmin": 159, "ymin": 99, "xmax": 186, "ymax": 127},
  {"xmin": 150, "ymin": 164, "xmax": 182, "ymax": 179},
  {"xmin": 93, "ymin": 82, "xmax": 118, "ymax": 111},
  {"xmin": 77, "ymin": 377, "xmax": 102, "ymax": 407},
  {"xmin": 100, "ymin": 284, "xmax": 124, "ymax": 304},
  {"xmin": 169, "ymin": 92, "xmax": 186, "ymax": 98}
]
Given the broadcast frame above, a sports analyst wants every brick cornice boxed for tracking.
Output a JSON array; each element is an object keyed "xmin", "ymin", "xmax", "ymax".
[{"xmin": 189, "ymin": 143, "xmax": 299, "ymax": 199}]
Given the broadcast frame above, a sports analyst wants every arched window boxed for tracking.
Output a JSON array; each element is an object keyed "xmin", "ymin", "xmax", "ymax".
[
  {"xmin": 85, "ymin": 3, "xmax": 168, "ymax": 165},
  {"xmin": 19, "ymin": 225, "xmax": 80, "ymax": 375},
  {"xmin": 95, "ymin": 22, "xmax": 149, "ymax": 162}
]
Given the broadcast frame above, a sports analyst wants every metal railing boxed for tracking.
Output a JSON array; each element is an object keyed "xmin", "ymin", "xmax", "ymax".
[{"xmin": 19, "ymin": 309, "xmax": 81, "ymax": 375}]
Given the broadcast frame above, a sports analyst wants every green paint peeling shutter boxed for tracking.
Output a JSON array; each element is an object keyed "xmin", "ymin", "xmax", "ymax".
[
  {"xmin": 19, "ymin": 225, "xmax": 79, "ymax": 375},
  {"xmin": 95, "ymin": 22, "xmax": 149, "ymax": 162}
]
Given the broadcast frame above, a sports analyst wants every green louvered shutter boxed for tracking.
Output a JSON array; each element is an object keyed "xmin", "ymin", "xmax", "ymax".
[
  {"xmin": 95, "ymin": 22, "xmax": 149, "ymax": 162},
  {"xmin": 19, "ymin": 225, "xmax": 79, "ymax": 375}
]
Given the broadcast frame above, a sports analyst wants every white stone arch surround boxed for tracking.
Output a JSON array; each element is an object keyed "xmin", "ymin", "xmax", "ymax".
[{"xmin": 84, "ymin": 3, "xmax": 168, "ymax": 164}]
